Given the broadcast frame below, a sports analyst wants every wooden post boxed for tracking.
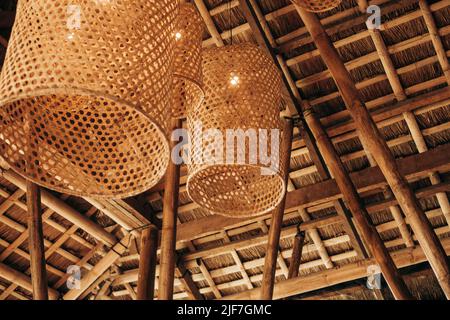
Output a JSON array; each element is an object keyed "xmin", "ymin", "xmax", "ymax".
[
  {"xmin": 304, "ymin": 107, "xmax": 413, "ymax": 300},
  {"xmin": 158, "ymin": 118, "xmax": 182, "ymax": 300},
  {"xmin": 136, "ymin": 225, "xmax": 158, "ymax": 300},
  {"xmin": 288, "ymin": 231, "xmax": 305, "ymax": 279},
  {"xmin": 27, "ymin": 181, "xmax": 49, "ymax": 300},
  {"xmin": 295, "ymin": 5, "xmax": 450, "ymax": 299},
  {"xmin": 260, "ymin": 118, "xmax": 294, "ymax": 300}
]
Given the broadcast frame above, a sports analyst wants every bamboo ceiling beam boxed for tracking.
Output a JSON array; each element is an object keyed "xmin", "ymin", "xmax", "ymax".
[
  {"xmin": 221, "ymin": 230, "xmax": 254, "ymax": 290},
  {"xmin": 296, "ymin": 25, "xmax": 450, "ymax": 90},
  {"xmin": 294, "ymin": 5, "xmax": 450, "ymax": 298},
  {"xmin": 194, "ymin": 0, "xmax": 224, "ymax": 46},
  {"xmin": 303, "ymin": 105, "xmax": 412, "ymax": 300},
  {"xmin": 63, "ymin": 234, "xmax": 131, "ymax": 300},
  {"xmin": 176, "ymin": 134, "xmax": 450, "ymax": 245},
  {"xmin": 223, "ymin": 236, "xmax": 450, "ymax": 300},
  {"xmin": 359, "ymin": 0, "xmax": 449, "ymax": 241},
  {"xmin": 260, "ymin": 119, "xmax": 293, "ymax": 299},
  {"xmin": 158, "ymin": 119, "xmax": 182, "ymax": 300},
  {"xmin": 113, "ymin": 218, "xmax": 450, "ymax": 298},
  {"xmin": 0, "ymin": 187, "xmax": 95, "ymax": 252},
  {"xmin": 54, "ymin": 243, "xmax": 104, "ymax": 290},
  {"xmin": 148, "ymin": 86, "xmax": 450, "ymax": 197},
  {"xmin": 357, "ymin": 0, "xmax": 414, "ymax": 249},
  {"xmin": 0, "ymin": 283, "xmax": 28, "ymax": 300},
  {"xmin": 297, "ymin": 208, "xmax": 333, "ymax": 269},
  {"xmin": 175, "ymin": 182, "xmax": 448, "ymax": 266},
  {"xmin": 0, "ymin": 207, "xmax": 98, "ymax": 299},
  {"xmin": 238, "ymin": 0, "xmax": 365, "ymax": 264},
  {"xmin": 419, "ymin": 0, "xmax": 450, "ymax": 81},
  {"xmin": 0, "ymin": 262, "xmax": 58, "ymax": 300},
  {"xmin": 1, "ymin": 169, "xmax": 117, "ymax": 247}
]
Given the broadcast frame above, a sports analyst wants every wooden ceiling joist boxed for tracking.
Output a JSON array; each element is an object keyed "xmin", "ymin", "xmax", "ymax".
[
  {"xmin": 176, "ymin": 142, "xmax": 450, "ymax": 243},
  {"xmin": 63, "ymin": 233, "xmax": 132, "ymax": 300},
  {"xmin": 304, "ymin": 105, "xmax": 412, "ymax": 299},
  {"xmin": 1, "ymin": 169, "xmax": 116, "ymax": 247},
  {"xmin": 223, "ymin": 236, "xmax": 450, "ymax": 300},
  {"xmin": 294, "ymin": 4, "xmax": 450, "ymax": 298}
]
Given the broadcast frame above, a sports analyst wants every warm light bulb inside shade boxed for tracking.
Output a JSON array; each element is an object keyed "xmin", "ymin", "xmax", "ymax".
[
  {"xmin": 175, "ymin": 32, "xmax": 182, "ymax": 41},
  {"xmin": 230, "ymin": 74, "xmax": 239, "ymax": 86}
]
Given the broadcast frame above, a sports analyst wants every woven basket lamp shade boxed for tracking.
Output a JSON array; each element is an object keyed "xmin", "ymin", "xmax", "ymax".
[
  {"xmin": 171, "ymin": 3, "xmax": 204, "ymax": 119},
  {"xmin": 0, "ymin": 0, "xmax": 178, "ymax": 198},
  {"xmin": 187, "ymin": 43, "xmax": 286, "ymax": 218},
  {"xmin": 291, "ymin": 0, "xmax": 342, "ymax": 12}
]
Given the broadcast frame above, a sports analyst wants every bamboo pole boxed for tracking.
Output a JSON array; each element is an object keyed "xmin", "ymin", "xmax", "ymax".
[
  {"xmin": 136, "ymin": 225, "xmax": 159, "ymax": 300},
  {"xmin": 419, "ymin": 0, "xmax": 450, "ymax": 82},
  {"xmin": 2, "ymin": 170, "xmax": 116, "ymax": 247},
  {"xmin": 0, "ymin": 262, "xmax": 58, "ymax": 300},
  {"xmin": 260, "ymin": 119, "xmax": 294, "ymax": 300},
  {"xmin": 26, "ymin": 181, "xmax": 48, "ymax": 300},
  {"xmin": 63, "ymin": 234, "xmax": 131, "ymax": 300},
  {"xmin": 295, "ymin": 5, "xmax": 450, "ymax": 299},
  {"xmin": 356, "ymin": 0, "xmax": 415, "ymax": 248},
  {"xmin": 288, "ymin": 231, "xmax": 305, "ymax": 279},
  {"xmin": 158, "ymin": 118, "xmax": 182, "ymax": 300},
  {"xmin": 304, "ymin": 107, "xmax": 413, "ymax": 300}
]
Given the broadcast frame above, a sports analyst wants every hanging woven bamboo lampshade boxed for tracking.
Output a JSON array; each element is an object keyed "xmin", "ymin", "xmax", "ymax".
[
  {"xmin": 291, "ymin": 0, "xmax": 342, "ymax": 12},
  {"xmin": 171, "ymin": 2, "xmax": 204, "ymax": 119},
  {"xmin": 186, "ymin": 43, "xmax": 286, "ymax": 218},
  {"xmin": 0, "ymin": 0, "xmax": 178, "ymax": 198}
]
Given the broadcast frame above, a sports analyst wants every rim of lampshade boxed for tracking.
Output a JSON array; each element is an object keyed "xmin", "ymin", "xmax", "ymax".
[
  {"xmin": 0, "ymin": 87, "xmax": 170, "ymax": 199},
  {"xmin": 291, "ymin": 0, "xmax": 342, "ymax": 13},
  {"xmin": 186, "ymin": 163, "xmax": 286, "ymax": 218}
]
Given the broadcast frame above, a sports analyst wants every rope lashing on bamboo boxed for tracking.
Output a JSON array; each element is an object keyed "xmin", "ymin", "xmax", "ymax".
[
  {"xmin": 291, "ymin": 0, "xmax": 342, "ymax": 13},
  {"xmin": 0, "ymin": 0, "xmax": 178, "ymax": 198},
  {"xmin": 172, "ymin": 2, "xmax": 204, "ymax": 119},
  {"xmin": 186, "ymin": 43, "xmax": 286, "ymax": 218}
]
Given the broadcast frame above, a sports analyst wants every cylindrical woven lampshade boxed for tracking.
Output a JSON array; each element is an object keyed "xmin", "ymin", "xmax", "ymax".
[
  {"xmin": 0, "ymin": 0, "xmax": 178, "ymax": 198},
  {"xmin": 187, "ymin": 43, "xmax": 286, "ymax": 218},
  {"xmin": 291, "ymin": 0, "xmax": 342, "ymax": 12},
  {"xmin": 171, "ymin": 2, "xmax": 204, "ymax": 119}
]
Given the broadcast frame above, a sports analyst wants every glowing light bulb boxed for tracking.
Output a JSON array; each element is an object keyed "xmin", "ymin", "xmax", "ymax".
[
  {"xmin": 175, "ymin": 32, "xmax": 182, "ymax": 41},
  {"xmin": 67, "ymin": 32, "xmax": 75, "ymax": 41},
  {"xmin": 230, "ymin": 75, "xmax": 239, "ymax": 86}
]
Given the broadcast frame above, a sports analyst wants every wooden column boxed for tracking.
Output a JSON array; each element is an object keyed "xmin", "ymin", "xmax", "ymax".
[
  {"xmin": 295, "ymin": 6, "xmax": 450, "ymax": 299},
  {"xmin": 27, "ymin": 181, "xmax": 48, "ymax": 300},
  {"xmin": 260, "ymin": 118, "xmax": 294, "ymax": 300},
  {"xmin": 136, "ymin": 225, "xmax": 158, "ymax": 300},
  {"xmin": 304, "ymin": 107, "xmax": 413, "ymax": 300},
  {"xmin": 288, "ymin": 231, "xmax": 305, "ymax": 279},
  {"xmin": 158, "ymin": 118, "xmax": 182, "ymax": 300}
]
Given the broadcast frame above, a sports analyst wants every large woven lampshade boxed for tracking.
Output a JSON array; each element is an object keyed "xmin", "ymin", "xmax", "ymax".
[
  {"xmin": 0, "ymin": 0, "xmax": 178, "ymax": 198},
  {"xmin": 291, "ymin": 0, "xmax": 342, "ymax": 12},
  {"xmin": 187, "ymin": 43, "xmax": 286, "ymax": 218},
  {"xmin": 172, "ymin": 2, "xmax": 204, "ymax": 119}
]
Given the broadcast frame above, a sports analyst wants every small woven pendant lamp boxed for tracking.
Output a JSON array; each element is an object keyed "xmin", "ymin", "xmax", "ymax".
[
  {"xmin": 0, "ymin": 0, "xmax": 178, "ymax": 198},
  {"xmin": 171, "ymin": 2, "xmax": 204, "ymax": 119},
  {"xmin": 291, "ymin": 0, "xmax": 342, "ymax": 12},
  {"xmin": 186, "ymin": 43, "xmax": 286, "ymax": 218}
]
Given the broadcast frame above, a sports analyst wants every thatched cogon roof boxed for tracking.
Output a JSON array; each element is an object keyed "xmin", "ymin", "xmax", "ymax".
[{"xmin": 0, "ymin": 0, "xmax": 449, "ymax": 300}]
